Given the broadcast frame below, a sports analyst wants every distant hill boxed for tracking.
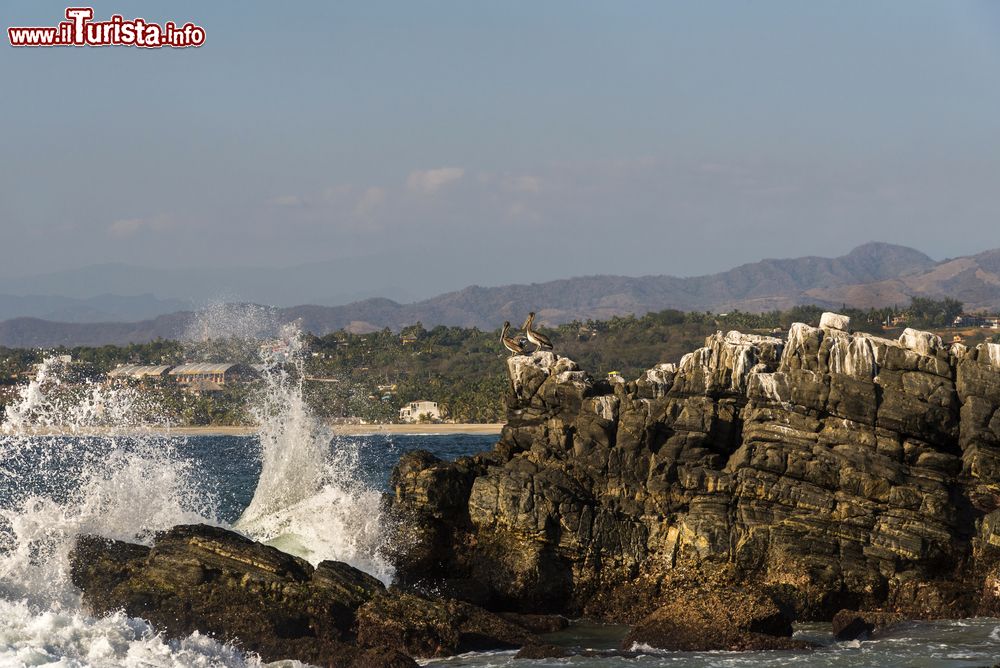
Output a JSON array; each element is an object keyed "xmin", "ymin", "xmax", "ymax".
[
  {"xmin": 0, "ymin": 259, "xmax": 418, "ymax": 310},
  {"xmin": 280, "ymin": 242, "xmax": 947, "ymax": 331},
  {"xmin": 2, "ymin": 242, "xmax": 999, "ymax": 347},
  {"xmin": 0, "ymin": 313, "xmax": 193, "ymax": 348},
  {"xmin": 0, "ymin": 293, "xmax": 189, "ymax": 323},
  {"xmin": 804, "ymin": 248, "xmax": 1000, "ymax": 312}
]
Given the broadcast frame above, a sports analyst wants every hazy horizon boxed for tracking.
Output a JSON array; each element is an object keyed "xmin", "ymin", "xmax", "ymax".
[{"xmin": 0, "ymin": 240, "xmax": 969, "ymax": 307}]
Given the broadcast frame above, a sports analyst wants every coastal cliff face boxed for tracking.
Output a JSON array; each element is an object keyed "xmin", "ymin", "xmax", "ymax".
[{"xmin": 389, "ymin": 315, "xmax": 1000, "ymax": 622}]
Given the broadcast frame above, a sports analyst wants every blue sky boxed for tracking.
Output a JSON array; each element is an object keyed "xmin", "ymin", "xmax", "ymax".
[{"xmin": 2, "ymin": 2, "xmax": 999, "ymax": 298}]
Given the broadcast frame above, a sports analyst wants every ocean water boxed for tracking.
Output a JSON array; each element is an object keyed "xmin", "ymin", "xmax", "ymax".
[
  {"xmin": 2, "ymin": 334, "xmax": 1000, "ymax": 667},
  {"xmin": 0, "ymin": 420, "xmax": 495, "ymax": 668}
]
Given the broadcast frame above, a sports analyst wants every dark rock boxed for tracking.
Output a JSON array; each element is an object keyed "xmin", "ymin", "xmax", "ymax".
[
  {"xmin": 386, "ymin": 450, "xmax": 486, "ymax": 597},
  {"xmin": 355, "ymin": 591, "xmax": 536, "ymax": 657},
  {"xmin": 515, "ymin": 643, "xmax": 571, "ymax": 659},
  {"xmin": 348, "ymin": 648, "xmax": 419, "ymax": 668},
  {"xmin": 73, "ymin": 524, "xmax": 538, "ymax": 664},
  {"xmin": 71, "ymin": 524, "xmax": 386, "ymax": 665},
  {"xmin": 831, "ymin": 609, "xmax": 904, "ymax": 640},
  {"xmin": 620, "ymin": 586, "xmax": 808, "ymax": 652},
  {"xmin": 499, "ymin": 612, "xmax": 570, "ymax": 634}
]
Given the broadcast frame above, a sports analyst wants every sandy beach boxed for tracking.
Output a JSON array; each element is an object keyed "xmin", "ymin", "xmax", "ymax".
[
  {"xmin": 328, "ymin": 422, "xmax": 504, "ymax": 436},
  {"xmin": 171, "ymin": 423, "xmax": 504, "ymax": 436},
  {"xmin": 3, "ymin": 424, "xmax": 504, "ymax": 437}
]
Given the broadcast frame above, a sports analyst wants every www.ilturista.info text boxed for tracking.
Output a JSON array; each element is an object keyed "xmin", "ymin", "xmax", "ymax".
[{"xmin": 8, "ymin": 7, "xmax": 205, "ymax": 48}]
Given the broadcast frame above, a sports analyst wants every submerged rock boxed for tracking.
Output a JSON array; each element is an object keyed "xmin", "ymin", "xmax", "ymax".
[
  {"xmin": 355, "ymin": 591, "xmax": 535, "ymax": 657},
  {"xmin": 514, "ymin": 643, "xmax": 571, "ymax": 659},
  {"xmin": 831, "ymin": 609, "xmax": 905, "ymax": 640},
  {"xmin": 498, "ymin": 612, "xmax": 570, "ymax": 634},
  {"xmin": 620, "ymin": 586, "xmax": 807, "ymax": 652},
  {"xmin": 388, "ymin": 316, "xmax": 1000, "ymax": 625}
]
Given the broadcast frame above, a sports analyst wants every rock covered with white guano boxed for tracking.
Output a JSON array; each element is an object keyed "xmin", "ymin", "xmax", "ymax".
[{"xmin": 819, "ymin": 311, "xmax": 851, "ymax": 332}]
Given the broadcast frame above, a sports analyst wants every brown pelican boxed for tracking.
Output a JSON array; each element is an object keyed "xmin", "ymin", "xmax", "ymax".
[
  {"xmin": 500, "ymin": 321, "xmax": 526, "ymax": 355},
  {"xmin": 521, "ymin": 312, "xmax": 552, "ymax": 351}
]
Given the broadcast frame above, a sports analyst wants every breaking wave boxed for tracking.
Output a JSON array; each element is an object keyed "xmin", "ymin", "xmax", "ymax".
[{"xmin": 0, "ymin": 305, "xmax": 391, "ymax": 666}]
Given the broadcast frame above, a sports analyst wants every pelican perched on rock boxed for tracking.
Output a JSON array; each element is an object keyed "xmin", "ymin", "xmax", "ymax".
[
  {"xmin": 521, "ymin": 312, "xmax": 552, "ymax": 351},
  {"xmin": 500, "ymin": 321, "xmax": 526, "ymax": 355}
]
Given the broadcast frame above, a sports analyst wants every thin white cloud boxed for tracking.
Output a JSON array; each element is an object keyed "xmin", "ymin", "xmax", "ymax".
[
  {"xmin": 507, "ymin": 201, "xmax": 542, "ymax": 222},
  {"xmin": 322, "ymin": 184, "xmax": 354, "ymax": 202},
  {"xmin": 107, "ymin": 218, "xmax": 143, "ymax": 238},
  {"xmin": 269, "ymin": 194, "xmax": 304, "ymax": 207},
  {"xmin": 354, "ymin": 186, "xmax": 387, "ymax": 215},
  {"xmin": 508, "ymin": 175, "xmax": 541, "ymax": 193},
  {"xmin": 406, "ymin": 167, "xmax": 465, "ymax": 193},
  {"xmin": 106, "ymin": 215, "xmax": 172, "ymax": 238}
]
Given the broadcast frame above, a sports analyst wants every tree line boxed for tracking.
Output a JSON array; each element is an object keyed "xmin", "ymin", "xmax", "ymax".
[{"xmin": 0, "ymin": 297, "xmax": 994, "ymax": 425}]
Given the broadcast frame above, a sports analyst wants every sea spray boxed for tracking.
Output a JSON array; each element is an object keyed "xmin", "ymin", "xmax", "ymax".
[
  {"xmin": 0, "ymin": 598, "xmax": 278, "ymax": 667},
  {"xmin": 233, "ymin": 322, "xmax": 394, "ymax": 582},
  {"xmin": 0, "ymin": 358, "xmax": 214, "ymax": 610},
  {"xmin": 0, "ymin": 305, "xmax": 393, "ymax": 665},
  {"xmin": 0, "ymin": 353, "xmax": 299, "ymax": 666},
  {"xmin": 2, "ymin": 356, "xmax": 167, "ymax": 435},
  {"xmin": 238, "ymin": 323, "xmax": 324, "ymax": 524}
]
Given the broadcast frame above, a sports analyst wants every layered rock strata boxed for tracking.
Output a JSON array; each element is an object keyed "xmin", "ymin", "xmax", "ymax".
[{"xmin": 389, "ymin": 316, "xmax": 1000, "ymax": 625}]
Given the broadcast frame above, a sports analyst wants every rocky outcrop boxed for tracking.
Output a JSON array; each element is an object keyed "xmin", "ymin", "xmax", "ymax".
[
  {"xmin": 70, "ymin": 524, "xmax": 539, "ymax": 665},
  {"xmin": 388, "ymin": 316, "xmax": 1000, "ymax": 636}
]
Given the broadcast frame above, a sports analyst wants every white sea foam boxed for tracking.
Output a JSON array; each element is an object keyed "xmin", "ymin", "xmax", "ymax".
[{"xmin": 0, "ymin": 598, "xmax": 303, "ymax": 667}]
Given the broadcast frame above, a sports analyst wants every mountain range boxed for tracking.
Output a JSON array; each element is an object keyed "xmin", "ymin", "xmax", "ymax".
[{"xmin": 2, "ymin": 242, "xmax": 998, "ymax": 348}]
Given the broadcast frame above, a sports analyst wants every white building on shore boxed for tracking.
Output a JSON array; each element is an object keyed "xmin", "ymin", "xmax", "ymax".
[{"xmin": 399, "ymin": 400, "xmax": 441, "ymax": 423}]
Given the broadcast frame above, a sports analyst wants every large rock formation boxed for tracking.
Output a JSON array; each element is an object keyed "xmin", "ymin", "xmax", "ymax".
[{"xmin": 388, "ymin": 317, "xmax": 1000, "ymax": 628}]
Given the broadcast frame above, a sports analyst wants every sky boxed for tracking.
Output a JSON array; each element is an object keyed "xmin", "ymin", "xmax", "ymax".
[{"xmin": 2, "ymin": 1, "xmax": 1000, "ymax": 301}]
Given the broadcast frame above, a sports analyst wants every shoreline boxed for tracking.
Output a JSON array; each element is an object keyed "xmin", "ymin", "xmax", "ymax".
[
  {"xmin": 2, "ymin": 423, "xmax": 504, "ymax": 437},
  {"xmin": 328, "ymin": 422, "xmax": 503, "ymax": 436}
]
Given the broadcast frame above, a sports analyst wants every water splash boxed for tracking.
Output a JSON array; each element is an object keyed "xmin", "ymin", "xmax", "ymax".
[
  {"xmin": 2, "ymin": 357, "xmax": 169, "ymax": 435},
  {"xmin": 0, "ymin": 357, "xmax": 213, "ymax": 609},
  {"xmin": 0, "ymin": 304, "xmax": 393, "ymax": 665},
  {"xmin": 233, "ymin": 322, "xmax": 393, "ymax": 583}
]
